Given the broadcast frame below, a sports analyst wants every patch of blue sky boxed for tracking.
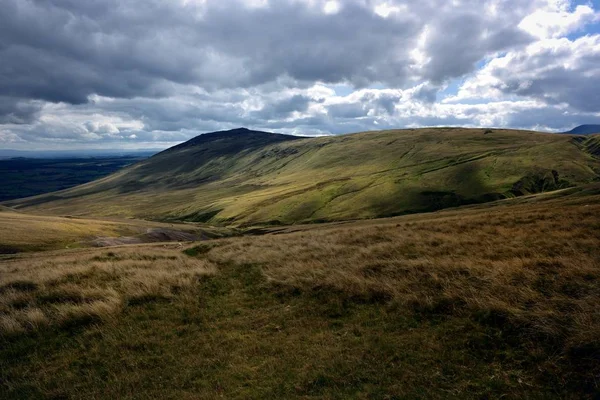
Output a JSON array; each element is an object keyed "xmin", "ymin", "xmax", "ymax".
[
  {"xmin": 567, "ymin": 0, "xmax": 600, "ymax": 39},
  {"xmin": 328, "ymin": 83, "xmax": 354, "ymax": 97}
]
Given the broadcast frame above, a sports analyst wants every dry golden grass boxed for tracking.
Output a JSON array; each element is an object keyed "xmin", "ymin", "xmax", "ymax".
[
  {"xmin": 203, "ymin": 189, "xmax": 600, "ymax": 385},
  {"xmin": 0, "ymin": 209, "xmax": 232, "ymax": 253},
  {"xmin": 211, "ymin": 188, "xmax": 599, "ymax": 310},
  {"xmin": 0, "ymin": 210, "xmax": 126, "ymax": 252},
  {"xmin": 1, "ymin": 187, "xmax": 599, "ymax": 398},
  {"xmin": 0, "ymin": 245, "xmax": 215, "ymax": 334}
]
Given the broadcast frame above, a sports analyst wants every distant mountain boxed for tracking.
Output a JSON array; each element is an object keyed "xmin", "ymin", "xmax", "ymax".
[
  {"xmin": 5, "ymin": 127, "xmax": 600, "ymax": 226},
  {"xmin": 564, "ymin": 125, "xmax": 600, "ymax": 135}
]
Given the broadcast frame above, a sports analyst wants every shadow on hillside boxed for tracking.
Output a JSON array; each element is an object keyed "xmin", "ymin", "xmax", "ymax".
[{"xmin": 367, "ymin": 162, "xmax": 505, "ymax": 218}]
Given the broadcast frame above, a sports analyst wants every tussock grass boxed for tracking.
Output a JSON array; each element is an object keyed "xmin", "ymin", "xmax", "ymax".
[
  {"xmin": 212, "ymin": 229, "xmax": 598, "ymax": 336},
  {"xmin": 0, "ymin": 245, "xmax": 215, "ymax": 333},
  {"xmin": 202, "ymin": 190, "xmax": 600, "ymax": 395},
  {"xmin": 1, "ymin": 190, "xmax": 599, "ymax": 398}
]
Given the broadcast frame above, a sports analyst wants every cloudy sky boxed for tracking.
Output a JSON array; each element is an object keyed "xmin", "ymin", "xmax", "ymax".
[{"xmin": 1, "ymin": 0, "xmax": 600, "ymax": 149}]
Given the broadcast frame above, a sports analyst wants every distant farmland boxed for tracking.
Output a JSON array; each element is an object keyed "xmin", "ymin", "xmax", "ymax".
[{"xmin": 0, "ymin": 156, "xmax": 148, "ymax": 202}]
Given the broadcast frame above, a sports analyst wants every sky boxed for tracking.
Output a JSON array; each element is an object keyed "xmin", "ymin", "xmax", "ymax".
[{"xmin": 1, "ymin": 0, "xmax": 600, "ymax": 150}]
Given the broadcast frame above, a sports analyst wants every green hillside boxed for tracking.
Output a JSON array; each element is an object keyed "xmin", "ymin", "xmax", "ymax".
[{"xmin": 5, "ymin": 128, "xmax": 600, "ymax": 225}]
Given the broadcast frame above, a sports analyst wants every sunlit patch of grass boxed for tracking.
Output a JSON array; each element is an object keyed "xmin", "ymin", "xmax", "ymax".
[
  {"xmin": 0, "ymin": 210, "xmax": 232, "ymax": 253},
  {"xmin": 0, "ymin": 246, "xmax": 216, "ymax": 333},
  {"xmin": 54, "ymin": 291, "xmax": 122, "ymax": 329}
]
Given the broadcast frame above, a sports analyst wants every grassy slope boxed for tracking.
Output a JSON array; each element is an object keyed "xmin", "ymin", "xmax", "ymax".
[
  {"xmin": 0, "ymin": 210, "xmax": 232, "ymax": 253},
  {"xmin": 1, "ymin": 185, "xmax": 599, "ymax": 398},
  {"xmin": 6, "ymin": 128, "xmax": 600, "ymax": 225}
]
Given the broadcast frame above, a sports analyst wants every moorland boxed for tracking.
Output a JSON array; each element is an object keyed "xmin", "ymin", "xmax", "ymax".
[{"xmin": 1, "ymin": 127, "xmax": 599, "ymax": 399}]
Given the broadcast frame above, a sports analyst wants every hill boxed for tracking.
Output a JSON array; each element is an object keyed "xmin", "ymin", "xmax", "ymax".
[
  {"xmin": 5, "ymin": 127, "xmax": 600, "ymax": 225},
  {"xmin": 564, "ymin": 124, "xmax": 600, "ymax": 135}
]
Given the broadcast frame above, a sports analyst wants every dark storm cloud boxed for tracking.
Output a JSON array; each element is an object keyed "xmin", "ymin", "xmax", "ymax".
[
  {"xmin": 0, "ymin": 97, "xmax": 42, "ymax": 124},
  {"xmin": 420, "ymin": 4, "xmax": 534, "ymax": 83},
  {"xmin": 501, "ymin": 106, "xmax": 600, "ymax": 131},
  {"xmin": 112, "ymin": 97, "xmax": 249, "ymax": 132},
  {"xmin": 327, "ymin": 103, "xmax": 367, "ymax": 119},
  {"xmin": 0, "ymin": 0, "xmax": 408, "ymax": 109},
  {"xmin": 251, "ymin": 95, "xmax": 314, "ymax": 120},
  {"xmin": 410, "ymin": 85, "xmax": 438, "ymax": 103},
  {"xmin": 495, "ymin": 61, "xmax": 600, "ymax": 112},
  {"xmin": 504, "ymin": 73, "xmax": 600, "ymax": 112},
  {"xmin": 0, "ymin": 0, "xmax": 534, "ymax": 116}
]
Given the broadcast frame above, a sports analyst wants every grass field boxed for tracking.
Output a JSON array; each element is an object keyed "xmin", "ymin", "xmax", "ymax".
[
  {"xmin": 1, "ymin": 185, "xmax": 598, "ymax": 398},
  {"xmin": 6, "ymin": 128, "xmax": 600, "ymax": 225},
  {"xmin": 0, "ymin": 209, "xmax": 233, "ymax": 254}
]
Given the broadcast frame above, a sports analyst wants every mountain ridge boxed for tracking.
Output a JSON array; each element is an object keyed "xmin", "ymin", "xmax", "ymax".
[
  {"xmin": 5, "ymin": 127, "xmax": 600, "ymax": 226},
  {"xmin": 161, "ymin": 127, "xmax": 301, "ymax": 154},
  {"xmin": 563, "ymin": 124, "xmax": 600, "ymax": 135}
]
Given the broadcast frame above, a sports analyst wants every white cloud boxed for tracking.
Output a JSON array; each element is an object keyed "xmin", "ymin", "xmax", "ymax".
[
  {"xmin": 452, "ymin": 34, "xmax": 600, "ymax": 112},
  {"xmin": 519, "ymin": 3, "xmax": 597, "ymax": 39},
  {"xmin": 323, "ymin": 1, "xmax": 341, "ymax": 14},
  {"xmin": 374, "ymin": 2, "xmax": 405, "ymax": 18}
]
